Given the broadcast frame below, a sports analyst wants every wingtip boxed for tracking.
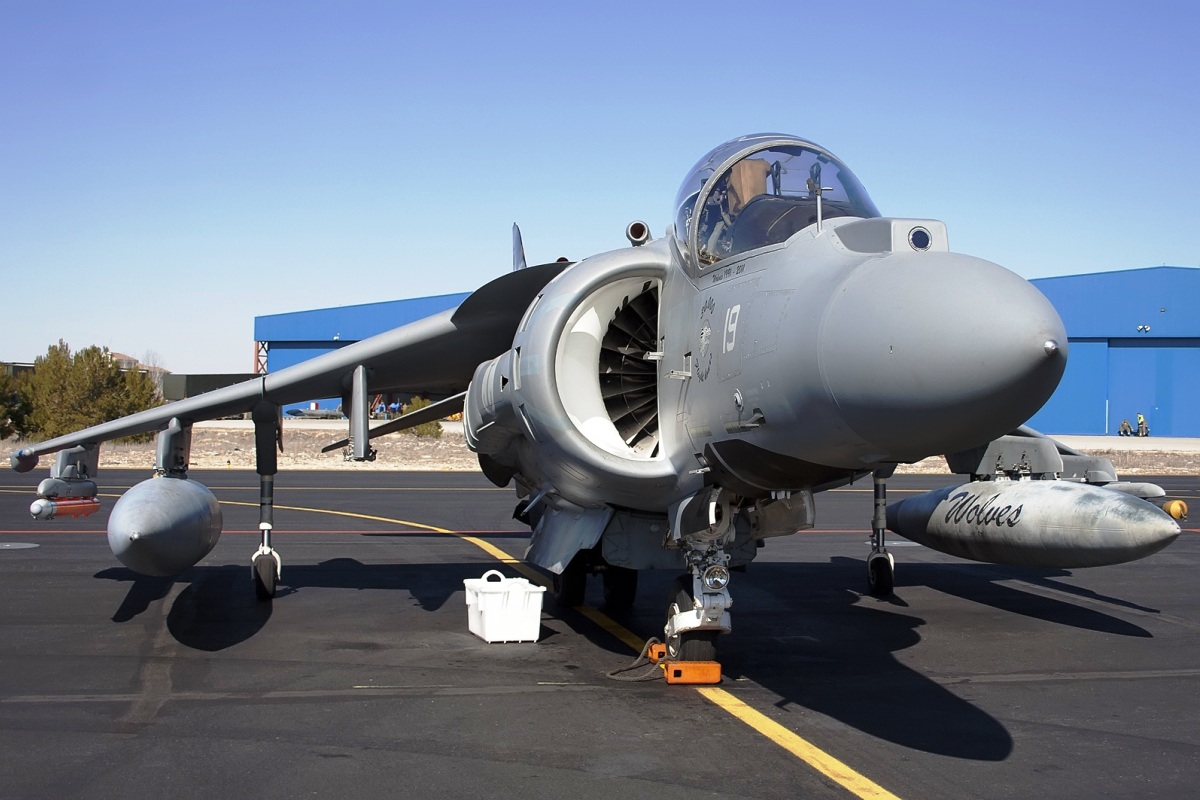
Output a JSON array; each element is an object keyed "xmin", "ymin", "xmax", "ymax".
[{"xmin": 10, "ymin": 449, "xmax": 39, "ymax": 473}]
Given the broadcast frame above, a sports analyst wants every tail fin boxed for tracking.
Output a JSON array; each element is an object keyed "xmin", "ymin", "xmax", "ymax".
[{"xmin": 512, "ymin": 223, "xmax": 528, "ymax": 271}]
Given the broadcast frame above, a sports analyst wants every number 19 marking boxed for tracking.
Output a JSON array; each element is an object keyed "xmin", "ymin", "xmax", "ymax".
[{"xmin": 723, "ymin": 304, "xmax": 741, "ymax": 354}]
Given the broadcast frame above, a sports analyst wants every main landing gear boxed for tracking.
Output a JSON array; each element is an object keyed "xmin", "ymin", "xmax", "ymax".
[
  {"xmin": 552, "ymin": 548, "xmax": 640, "ymax": 612},
  {"xmin": 552, "ymin": 552, "xmax": 587, "ymax": 607},
  {"xmin": 867, "ymin": 469, "xmax": 895, "ymax": 597}
]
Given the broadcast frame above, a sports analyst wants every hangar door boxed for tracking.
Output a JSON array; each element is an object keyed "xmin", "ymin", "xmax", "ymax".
[
  {"xmin": 1106, "ymin": 339, "xmax": 1200, "ymax": 437},
  {"xmin": 1025, "ymin": 339, "xmax": 1107, "ymax": 434}
]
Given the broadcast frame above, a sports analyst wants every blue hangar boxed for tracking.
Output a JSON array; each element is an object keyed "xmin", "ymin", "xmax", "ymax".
[{"xmin": 253, "ymin": 266, "xmax": 1200, "ymax": 437}]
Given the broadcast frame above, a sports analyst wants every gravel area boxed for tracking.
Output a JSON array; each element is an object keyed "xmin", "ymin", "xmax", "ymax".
[{"xmin": 7, "ymin": 420, "xmax": 1197, "ymax": 475}]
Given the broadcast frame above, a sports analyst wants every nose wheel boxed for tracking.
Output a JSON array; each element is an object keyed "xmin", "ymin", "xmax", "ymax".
[{"xmin": 665, "ymin": 577, "xmax": 719, "ymax": 661}]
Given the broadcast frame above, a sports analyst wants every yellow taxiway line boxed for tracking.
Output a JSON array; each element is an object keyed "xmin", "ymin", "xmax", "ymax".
[
  {"xmin": 0, "ymin": 488, "xmax": 903, "ymax": 800},
  {"xmin": 214, "ymin": 498, "xmax": 908, "ymax": 800},
  {"xmin": 697, "ymin": 687, "xmax": 903, "ymax": 799}
]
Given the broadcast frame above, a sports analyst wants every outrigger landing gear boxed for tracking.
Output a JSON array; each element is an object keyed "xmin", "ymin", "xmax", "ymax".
[
  {"xmin": 867, "ymin": 468, "xmax": 895, "ymax": 597},
  {"xmin": 253, "ymin": 541, "xmax": 281, "ymax": 600},
  {"xmin": 251, "ymin": 401, "xmax": 282, "ymax": 601}
]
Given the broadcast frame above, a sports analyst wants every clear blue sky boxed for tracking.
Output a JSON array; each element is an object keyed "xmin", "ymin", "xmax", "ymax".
[{"xmin": 2, "ymin": 1, "xmax": 1196, "ymax": 373}]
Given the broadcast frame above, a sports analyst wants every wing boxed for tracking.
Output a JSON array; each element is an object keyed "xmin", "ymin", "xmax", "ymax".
[{"xmin": 10, "ymin": 262, "xmax": 567, "ymax": 471}]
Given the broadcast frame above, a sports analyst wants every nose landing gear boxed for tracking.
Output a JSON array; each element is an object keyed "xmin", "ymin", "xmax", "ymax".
[
  {"xmin": 663, "ymin": 536, "xmax": 732, "ymax": 668},
  {"xmin": 664, "ymin": 576, "xmax": 721, "ymax": 661}
]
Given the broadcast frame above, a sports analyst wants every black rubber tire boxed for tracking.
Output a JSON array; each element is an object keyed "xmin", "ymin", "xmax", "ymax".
[
  {"xmin": 867, "ymin": 554, "xmax": 894, "ymax": 597},
  {"xmin": 601, "ymin": 566, "xmax": 638, "ymax": 612},
  {"xmin": 553, "ymin": 552, "xmax": 587, "ymax": 607},
  {"xmin": 665, "ymin": 576, "xmax": 718, "ymax": 661},
  {"xmin": 254, "ymin": 554, "xmax": 277, "ymax": 601}
]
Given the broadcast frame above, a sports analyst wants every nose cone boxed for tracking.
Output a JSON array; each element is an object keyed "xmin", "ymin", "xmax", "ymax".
[{"xmin": 819, "ymin": 252, "xmax": 1066, "ymax": 460}]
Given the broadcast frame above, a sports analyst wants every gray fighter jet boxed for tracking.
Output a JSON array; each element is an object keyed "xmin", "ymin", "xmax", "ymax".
[{"xmin": 10, "ymin": 133, "xmax": 1184, "ymax": 663}]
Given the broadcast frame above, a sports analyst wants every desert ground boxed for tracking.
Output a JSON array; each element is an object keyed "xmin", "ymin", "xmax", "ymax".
[{"xmin": 7, "ymin": 419, "xmax": 1197, "ymax": 476}]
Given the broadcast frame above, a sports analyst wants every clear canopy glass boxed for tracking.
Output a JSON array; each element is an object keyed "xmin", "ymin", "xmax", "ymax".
[{"xmin": 673, "ymin": 134, "xmax": 880, "ymax": 270}]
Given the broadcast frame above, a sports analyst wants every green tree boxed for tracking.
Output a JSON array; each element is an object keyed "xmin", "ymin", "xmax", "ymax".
[
  {"xmin": 23, "ymin": 340, "xmax": 162, "ymax": 440},
  {"xmin": 402, "ymin": 395, "xmax": 444, "ymax": 438},
  {"xmin": 0, "ymin": 371, "xmax": 31, "ymax": 439}
]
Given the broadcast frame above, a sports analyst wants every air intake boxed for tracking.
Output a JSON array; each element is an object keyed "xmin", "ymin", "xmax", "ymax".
[{"xmin": 599, "ymin": 282, "xmax": 660, "ymax": 457}]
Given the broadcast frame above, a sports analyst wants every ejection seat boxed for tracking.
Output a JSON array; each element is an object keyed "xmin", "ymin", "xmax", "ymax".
[{"xmin": 728, "ymin": 195, "xmax": 817, "ymax": 255}]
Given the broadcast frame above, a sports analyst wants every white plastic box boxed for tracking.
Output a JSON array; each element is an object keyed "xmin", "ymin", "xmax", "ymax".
[{"xmin": 463, "ymin": 570, "xmax": 547, "ymax": 643}]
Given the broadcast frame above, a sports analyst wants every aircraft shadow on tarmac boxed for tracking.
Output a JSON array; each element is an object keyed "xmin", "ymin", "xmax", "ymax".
[
  {"xmin": 94, "ymin": 552, "xmax": 1155, "ymax": 761},
  {"xmin": 95, "ymin": 558, "xmax": 526, "ymax": 652},
  {"xmin": 883, "ymin": 559, "xmax": 1156, "ymax": 636},
  {"xmin": 608, "ymin": 557, "xmax": 1154, "ymax": 761},
  {"xmin": 98, "ymin": 565, "xmax": 274, "ymax": 651}
]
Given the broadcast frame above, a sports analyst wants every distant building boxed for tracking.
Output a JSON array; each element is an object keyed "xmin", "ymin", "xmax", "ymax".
[
  {"xmin": 253, "ymin": 292, "xmax": 468, "ymax": 414},
  {"xmin": 1, "ymin": 362, "xmax": 35, "ymax": 380},
  {"xmin": 253, "ymin": 267, "xmax": 1200, "ymax": 437},
  {"xmin": 108, "ymin": 352, "xmax": 146, "ymax": 371},
  {"xmin": 161, "ymin": 373, "xmax": 259, "ymax": 402},
  {"xmin": 1024, "ymin": 267, "xmax": 1200, "ymax": 437}
]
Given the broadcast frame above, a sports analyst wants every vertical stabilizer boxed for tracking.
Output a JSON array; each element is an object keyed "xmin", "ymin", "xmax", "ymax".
[{"xmin": 512, "ymin": 223, "xmax": 528, "ymax": 271}]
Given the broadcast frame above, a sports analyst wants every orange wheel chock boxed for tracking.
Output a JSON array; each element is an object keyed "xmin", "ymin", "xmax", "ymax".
[{"xmin": 662, "ymin": 660, "xmax": 722, "ymax": 685}]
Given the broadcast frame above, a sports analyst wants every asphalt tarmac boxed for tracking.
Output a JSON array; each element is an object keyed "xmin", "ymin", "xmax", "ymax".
[{"xmin": 0, "ymin": 469, "xmax": 1197, "ymax": 800}]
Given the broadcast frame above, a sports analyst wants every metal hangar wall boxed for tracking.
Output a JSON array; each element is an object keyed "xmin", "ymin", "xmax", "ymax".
[
  {"xmin": 254, "ymin": 292, "xmax": 469, "ymax": 412},
  {"xmin": 254, "ymin": 267, "xmax": 1200, "ymax": 435},
  {"xmin": 1026, "ymin": 266, "xmax": 1200, "ymax": 437}
]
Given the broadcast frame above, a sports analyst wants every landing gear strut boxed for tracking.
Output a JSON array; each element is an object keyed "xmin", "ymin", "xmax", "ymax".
[
  {"xmin": 552, "ymin": 550, "xmax": 640, "ymax": 612},
  {"xmin": 552, "ymin": 551, "xmax": 587, "ymax": 608},
  {"xmin": 662, "ymin": 489, "xmax": 735, "ymax": 662},
  {"xmin": 252, "ymin": 401, "xmax": 282, "ymax": 601},
  {"xmin": 867, "ymin": 469, "xmax": 895, "ymax": 597},
  {"xmin": 602, "ymin": 566, "xmax": 638, "ymax": 612}
]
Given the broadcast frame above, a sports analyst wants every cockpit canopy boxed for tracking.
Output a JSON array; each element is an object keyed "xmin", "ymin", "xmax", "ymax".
[{"xmin": 673, "ymin": 134, "xmax": 880, "ymax": 271}]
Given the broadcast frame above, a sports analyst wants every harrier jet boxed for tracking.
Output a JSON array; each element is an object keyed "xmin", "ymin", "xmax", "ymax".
[{"xmin": 11, "ymin": 134, "xmax": 1183, "ymax": 663}]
